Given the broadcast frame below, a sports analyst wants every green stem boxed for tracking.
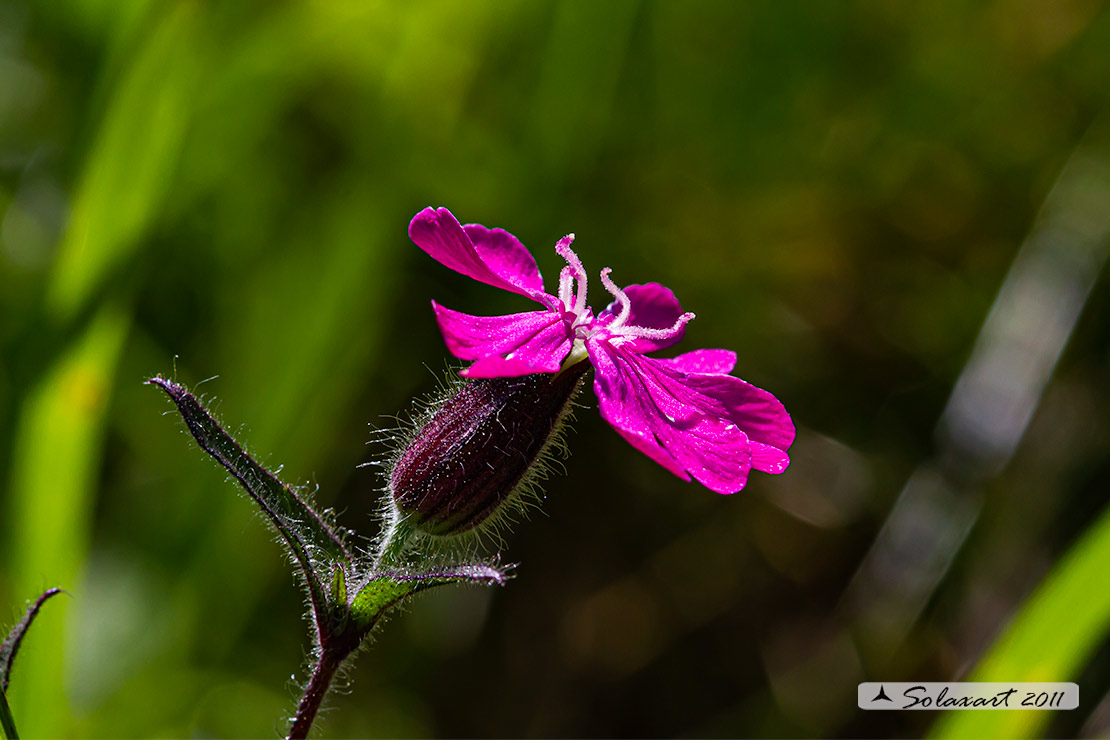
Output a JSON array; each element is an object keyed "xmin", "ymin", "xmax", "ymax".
[
  {"xmin": 0, "ymin": 686, "xmax": 19, "ymax": 740},
  {"xmin": 374, "ymin": 515, "xmax": 414, "ymax": 570}
]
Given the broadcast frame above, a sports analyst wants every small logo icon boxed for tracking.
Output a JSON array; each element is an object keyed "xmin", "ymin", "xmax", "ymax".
[{"xmin": 872, "ymin": 685, "xmax": 893, "ymax": 702}]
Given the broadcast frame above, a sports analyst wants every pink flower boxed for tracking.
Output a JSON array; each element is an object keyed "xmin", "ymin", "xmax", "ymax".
[{"xmin": 409, "ymin": 207, "xmax": 795, "ymax": 494}]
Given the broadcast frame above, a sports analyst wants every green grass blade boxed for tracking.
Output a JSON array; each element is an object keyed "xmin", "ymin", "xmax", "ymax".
[
  {"xmin": 930, "ymin": 501, "xmax": 1110, "ymax": 739},
  {"xmin": 5, "ymin": 5, "xmax": 199, "ymax": 725},
  {"xmin": 46, "ymin": 3, "xmax": 200, "ymax": 320},
  {"xmin": 5, "ymin": 306, "xmax": 129, "ymax": 738}
]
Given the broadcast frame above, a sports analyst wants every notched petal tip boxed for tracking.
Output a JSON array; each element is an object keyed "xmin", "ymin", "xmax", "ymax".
[
  {"xmin": 410, "ymin": 207, "xmax": 548, "ymax": 300},
  {"xmin": 751, "ymin": 442, "xmax": 791, "ymax": 475},
  {"xmin": 584, "ymin": 336, "xmax": 798, "ymax": 495},
  {"xmin": 588, "ymin": 337, "xmax": 755, "ymax": 493}
]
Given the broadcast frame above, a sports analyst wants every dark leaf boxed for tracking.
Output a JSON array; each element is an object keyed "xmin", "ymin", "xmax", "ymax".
[
  {"xmin": 1, "ymin": 588, "xmax": 63, "ymax": 692},
  {"xmin": 147, "ymin": 376, "xmax": 350, "ymax": 626}
]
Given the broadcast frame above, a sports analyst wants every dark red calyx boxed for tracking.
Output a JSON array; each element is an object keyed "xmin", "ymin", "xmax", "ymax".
[{"xmin": 390, "ymin": 363, "xmax": 588, "ymax": 536}]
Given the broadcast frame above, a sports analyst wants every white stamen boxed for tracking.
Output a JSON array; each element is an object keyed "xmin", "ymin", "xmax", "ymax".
[
  {"xmin": 555, "ymin": 235, "xmax": 588, "ymax": 314},
  {"xmin": 617, "ymin": 312, "xmax": 696, "ymax": 341},
  {"xmin": 558, "ymin": 265, "xmax": 576, "ymax": 310},
  {"xmin": 599, "ymin": 267, "xmax": 632, "ymax": 329}
]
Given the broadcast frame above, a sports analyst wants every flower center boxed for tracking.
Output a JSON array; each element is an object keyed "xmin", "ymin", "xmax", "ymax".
[
  {"xmin": 553, "ymin": 240, "xmax": 694, "ymax": 370},
  {"xmin": 598, "ymin": 266, "xmax": 695, "ymax": 345}
]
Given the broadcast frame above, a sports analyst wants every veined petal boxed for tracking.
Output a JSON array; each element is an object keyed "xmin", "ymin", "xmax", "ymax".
[
  {"xmin": 637, "ymin": 346, "xmax": 793, "ymax": 470},
  {"xmin": 749, "ymin": 441, "xmax": 791, "ymax": 475},
  {"xmin": 656, "ymin": 349, "xmax": 737, "ymax": 375},
  {"xmin": 680, "ymin": 373, "xmax": 794, "ymax": 474},
  {"xmin": 598, "ymin": 283, "xmax": 687, "ymax": 352},
  {"xmin": 433, "ymin": 301, "xmax": 573, "ymax": 377},
  {"xmin": 587, "ymin": 337, "xmax": 761, "ymax": 494},
  {"xmin": 410, "ymin": 207, "xmax": 546, "ymax": 299},
  {"xmin": 462, "ymin": 224, "xmax": 545, "ymax": 295}
]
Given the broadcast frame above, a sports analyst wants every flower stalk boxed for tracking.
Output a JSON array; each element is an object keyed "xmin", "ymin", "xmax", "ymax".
[{"xmin": 287, "ymin": 619, "xmax": 362, "ymax": 740}]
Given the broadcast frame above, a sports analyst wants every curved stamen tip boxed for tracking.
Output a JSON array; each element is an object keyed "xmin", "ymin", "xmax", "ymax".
[
  {"xmin": 599, "ymin": 267, "xmax": 632, "ymax": 328},
  {"xmin": 655, "ymin": 310, "xmax": 696, "ymax": 337},
  {"xmin": 618, "ymin": 311, "xmax": 697, "ymax": 342},
  {"xmin": 555, "ymin": 233, "xmax": 577, "ymax": 255}
]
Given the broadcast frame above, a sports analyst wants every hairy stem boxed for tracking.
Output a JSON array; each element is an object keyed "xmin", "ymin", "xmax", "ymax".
[
  {"xmin": 374, "ymin": 515, "xmax": 414, "ymax": 571},
  {"xmin": 287, "ymin": 639, "xmax": 357, "ymax": 740}
]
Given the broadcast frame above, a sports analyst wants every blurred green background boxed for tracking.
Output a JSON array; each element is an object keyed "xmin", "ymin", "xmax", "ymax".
[{"xmin": 2, "ymin": 1, "xmax": 1109, "ymax": 737}]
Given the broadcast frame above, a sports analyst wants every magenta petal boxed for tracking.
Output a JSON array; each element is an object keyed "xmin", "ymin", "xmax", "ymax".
[
  {"xmin": 462, "ymin": 224, "xmax": 545, "ymax": 296},
  {"xmin": 656, "ymin": 349, "xmax": 737, "ymax": 375},
  {"xmin": 462, "ymin": 356, "xmax": 552, "ymax": 378},
  {"xmin": 656, "ymin": 349, "xmax": 792, "ymax": 474},
  {"xmin": 606, "ymin": 416, "xmax": 692, "ymax": 482},
  {"xmin": 598, "ymin": 283, "xmax": 687, "ymax": 352},
  {"xmin": 410, "ymin": 207, "xmax": 545, "ymax": 300},
  {"xmin": 433, "ymin": 301, "xmax": 572, "ymax": 376},
  {"xmin": 588, "ymin": 337, "xmax": 758, "ymax": 493},
  {"xmin": 750, "ymin": 441, "xmax": 790, "ymax": 474},
  {"xmin": 682, "ymin": 373, "xmax": 795, "ymax": 458}
]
